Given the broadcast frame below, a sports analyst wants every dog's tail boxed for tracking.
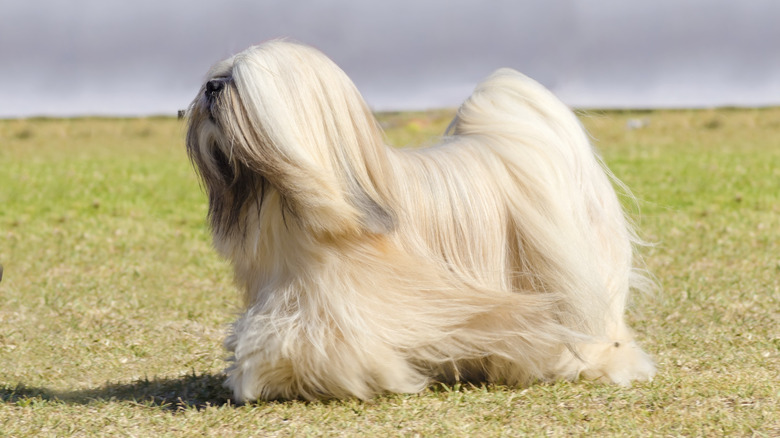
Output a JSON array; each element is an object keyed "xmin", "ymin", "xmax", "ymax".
[{"xmin": 449, "ymin": 69, "xmax": 644, "ymax": 340}]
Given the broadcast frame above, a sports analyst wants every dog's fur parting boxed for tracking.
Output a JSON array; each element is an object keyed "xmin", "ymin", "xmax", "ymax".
[{"xmin": 185, "ymin": 40, "xmax": 655, "ymax": 401}]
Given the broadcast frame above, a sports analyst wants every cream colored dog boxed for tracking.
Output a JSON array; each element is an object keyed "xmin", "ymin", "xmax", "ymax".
[{"xmin": 185, "ymin": 40, "xmax": 655, "ymax": 401}]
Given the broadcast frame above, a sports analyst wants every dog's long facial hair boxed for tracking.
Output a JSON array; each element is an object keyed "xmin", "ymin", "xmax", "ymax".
[{"xmin": 186, "ymin": 41, "xmax": 655, "ymax": 402}]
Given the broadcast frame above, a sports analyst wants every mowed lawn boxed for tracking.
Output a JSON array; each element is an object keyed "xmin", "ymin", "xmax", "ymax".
[{"xmin": 0, "ymin": 108, "xmax": 778, "ymax": 436}]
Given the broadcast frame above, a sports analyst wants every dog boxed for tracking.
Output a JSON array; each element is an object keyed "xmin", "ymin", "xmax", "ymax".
[{"xmin": 185, "ymin": 40, "xmax": 655, "ymax": 401}]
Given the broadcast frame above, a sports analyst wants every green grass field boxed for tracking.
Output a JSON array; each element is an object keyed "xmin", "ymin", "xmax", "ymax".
[{"xmin": 1, "ymin": 109, "xmax": 778, "ymax": 436}]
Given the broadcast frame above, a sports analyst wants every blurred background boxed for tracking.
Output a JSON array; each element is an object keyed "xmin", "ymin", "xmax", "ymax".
[{"xmin": 2, "ymin": 0, "xmax": 779, "ymax": 118}]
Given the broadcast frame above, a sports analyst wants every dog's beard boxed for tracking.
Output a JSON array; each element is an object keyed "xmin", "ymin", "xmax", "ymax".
[{"xmin": 186, "ymin": 85, "xmax": 271, "ymax": 237}]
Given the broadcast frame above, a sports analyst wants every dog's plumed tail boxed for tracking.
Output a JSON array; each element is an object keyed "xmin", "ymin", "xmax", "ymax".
[
  {"xmin": 449, "ymin": 69, "xmax": 634, "ymax": 336},
  {"xmin": 442, "ymin": 70, "xmax": 655, "ymax": 383}
]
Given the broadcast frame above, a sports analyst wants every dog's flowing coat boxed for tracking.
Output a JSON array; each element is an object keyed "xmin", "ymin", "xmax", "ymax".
[{"xmin": 186, "ymin": 41, "xmax": 655, "ymax": 401}]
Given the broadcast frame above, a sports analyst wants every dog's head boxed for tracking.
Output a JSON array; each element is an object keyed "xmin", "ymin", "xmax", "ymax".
[{"xmin": 186, "ymin": 41, "xmax": 395, "ymax": 238}]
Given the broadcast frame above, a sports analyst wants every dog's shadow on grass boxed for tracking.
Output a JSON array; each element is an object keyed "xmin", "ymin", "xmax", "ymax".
[
  {"xmin": 3, "ymin": 374, "xmax": 500, "ymax": 411},
  {"xmin": 2, "ymin": 372, "xmax": 235, "ymax": 411}
]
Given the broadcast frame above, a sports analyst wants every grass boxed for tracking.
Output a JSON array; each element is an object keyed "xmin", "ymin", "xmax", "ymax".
[{"xmin": 0, "ymin": 108, "xmax": 778, "ymax": 436}]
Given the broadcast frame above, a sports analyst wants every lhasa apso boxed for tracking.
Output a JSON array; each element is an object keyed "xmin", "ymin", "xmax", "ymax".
[{"xmin": 185, "ymin": 40, "xmax": 655, "ymax": 401}]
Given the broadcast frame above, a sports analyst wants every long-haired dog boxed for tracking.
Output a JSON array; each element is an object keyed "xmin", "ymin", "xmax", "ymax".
[{"xmin": 185, "ymin": 40, "xmax": 655, "ymax": 401}]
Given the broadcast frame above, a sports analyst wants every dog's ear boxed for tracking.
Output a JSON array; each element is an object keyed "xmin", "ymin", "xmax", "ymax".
[{"xmin": 347, "ymin": 177, "xmax": 396, "ymax": 235}]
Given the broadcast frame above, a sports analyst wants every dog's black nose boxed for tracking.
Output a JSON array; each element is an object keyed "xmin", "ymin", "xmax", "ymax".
[{"xmin": 205, "ymin": 79, "xmax": 224, "ymax": 97}]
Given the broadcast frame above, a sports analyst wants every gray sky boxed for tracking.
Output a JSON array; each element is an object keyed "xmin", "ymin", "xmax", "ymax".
[{"xmin": 2, "ymin": 0, "xmax": 779, "ymax": 117}]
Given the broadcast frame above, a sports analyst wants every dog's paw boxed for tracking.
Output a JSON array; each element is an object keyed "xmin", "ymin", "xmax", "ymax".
[{"xmin": 583, "ymin": 340, "xmax": 656, "ymax": 385}]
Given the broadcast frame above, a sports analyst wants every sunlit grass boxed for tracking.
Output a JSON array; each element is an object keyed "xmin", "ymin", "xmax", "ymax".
[{"xmin": 1, "ymin": 109, "xmax": 778, "ymax": 436}]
